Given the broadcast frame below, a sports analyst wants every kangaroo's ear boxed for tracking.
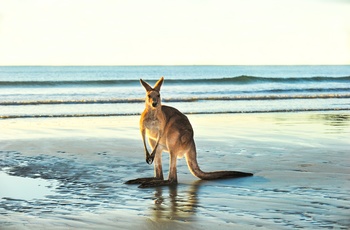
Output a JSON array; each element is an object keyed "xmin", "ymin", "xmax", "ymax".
[
  {"xmin": 153, "ymin": 76, "xmax": 164, "ymax": 92},
  {"xmin": 140, "ymin": 79, "xmax": 153, "ymax": 91}
]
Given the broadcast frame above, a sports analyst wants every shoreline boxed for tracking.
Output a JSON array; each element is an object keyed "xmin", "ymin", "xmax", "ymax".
[
  {"xmin": 2, "ymin": 108, "xmax": 350, "ymax": 120},
  {"xmin": 1, "ymin": 111, "xmax": 349, "ymax": 229}
]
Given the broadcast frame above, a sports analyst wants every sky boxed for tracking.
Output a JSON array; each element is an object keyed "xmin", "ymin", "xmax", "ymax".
[{"xmin": 0, "ymin": 0, "xmax": 349, "ymax": 66}]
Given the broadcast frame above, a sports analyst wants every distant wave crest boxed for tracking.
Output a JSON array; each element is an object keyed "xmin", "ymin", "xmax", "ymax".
[
  {"xmin": 172, "ymin": 76, "xmax": 350, "ymax": 84},
  {"xmin": 1, "ymin": 76, "xmax": 349, "ymax": 87},
  {"xmin": 2, "ymin": 93, "xmax": 350, "ymax": 106}
]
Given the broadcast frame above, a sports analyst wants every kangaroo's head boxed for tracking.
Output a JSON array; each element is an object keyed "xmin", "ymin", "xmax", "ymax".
[{"xmin": 140, "ymin": 77, "xmax": 164, "ymax": 109}]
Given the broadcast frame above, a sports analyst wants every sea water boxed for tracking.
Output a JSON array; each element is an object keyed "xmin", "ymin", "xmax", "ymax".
[{"xmin": 0, "ymin": 65, "xmax": 349, "ymax": 118}]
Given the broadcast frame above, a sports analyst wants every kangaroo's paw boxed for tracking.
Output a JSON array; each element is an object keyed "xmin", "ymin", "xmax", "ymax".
[
  {"xmin": 139, "ymin": 179, "xmax": 177, "ymax": 188},
  {"xmin": 146, "ymin": 154, "xmax": 154, "ymax": 165}
]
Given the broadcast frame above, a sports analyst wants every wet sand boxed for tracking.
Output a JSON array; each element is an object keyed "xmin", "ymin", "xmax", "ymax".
[{"xmin": 0, "ymin": 112, "xmax": 349, "ymax": 229}]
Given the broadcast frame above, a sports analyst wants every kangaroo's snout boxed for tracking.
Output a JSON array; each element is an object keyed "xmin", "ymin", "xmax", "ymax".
[{"xmin": 148, "ymin": 92, "xmax": 160, "ymax": 108}]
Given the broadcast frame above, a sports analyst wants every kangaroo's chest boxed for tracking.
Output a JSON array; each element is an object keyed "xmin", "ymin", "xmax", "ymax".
[
  {"xmin": 143, "ymin": 116, "xmax": 162, "ymax": 137},
  {"xmin": 144, "ymin": 116, "xmax": 159, "ymax": 128},
  {"xmin": 141, "ymin": 108, "xmax": 166, "ymax": 138}
]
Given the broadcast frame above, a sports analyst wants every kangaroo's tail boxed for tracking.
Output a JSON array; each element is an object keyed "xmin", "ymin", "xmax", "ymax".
[{"xmin": 185, "ymin": 146, "xmax": 253, "ymax": 180}]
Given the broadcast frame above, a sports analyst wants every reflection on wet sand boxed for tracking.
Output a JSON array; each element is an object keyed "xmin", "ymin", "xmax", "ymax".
[
  {"xmin": 315, "ymin": 113, "xmax": 350, "ymax": 127},
  {"xmin": 149, "ymin": 180, "xmax": 205, "ymax": 222},
  {"xmin": 311, "ymin": 113, "xmax": 350, "ymax": 134}
]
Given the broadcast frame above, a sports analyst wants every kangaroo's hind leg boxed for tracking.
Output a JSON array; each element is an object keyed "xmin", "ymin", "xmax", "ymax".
[
  {"xmin": 125, "ymin": 139, "xmax": 164, "ymax": 185},
  {"xmin": 138, "ymin": 130, "xmax": 184, "ymax": 188},
  {"xmin": 138, "ymin": 151, "xmax": 178, "ymax": 188}
]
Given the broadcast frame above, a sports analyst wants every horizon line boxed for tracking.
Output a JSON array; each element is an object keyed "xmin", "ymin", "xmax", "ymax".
[{"xmin": 0, "ymin": 64, "xmax": 349, "ymax": 67}]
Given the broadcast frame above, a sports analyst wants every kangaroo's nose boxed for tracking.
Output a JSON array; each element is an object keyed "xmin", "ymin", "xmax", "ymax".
[{"xmin": 152, "ymin": 102, "xmax": 158, "ymax": 107}]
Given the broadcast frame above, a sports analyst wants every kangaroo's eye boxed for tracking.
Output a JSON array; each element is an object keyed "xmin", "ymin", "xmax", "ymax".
[{"xmin": 157, "ymin": 95, "xmax": 160, "ymax": 98}]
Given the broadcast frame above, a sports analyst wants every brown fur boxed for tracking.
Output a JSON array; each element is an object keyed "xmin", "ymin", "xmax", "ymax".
[{"xmin": 126, "ymin": 77, "xmax": 253, "ymax": 188}]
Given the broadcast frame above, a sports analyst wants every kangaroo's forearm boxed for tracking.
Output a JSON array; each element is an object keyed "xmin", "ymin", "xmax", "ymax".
[
  {"xmin": 141, "ymin": 128, "xmax": 150, "ymax": 156},
  {"xmin": 147, "ymin": 131, "xmax": 162, "ymax": 164}
]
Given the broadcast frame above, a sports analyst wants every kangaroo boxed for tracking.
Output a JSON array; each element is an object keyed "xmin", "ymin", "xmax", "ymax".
[{"xmin": 126, "ymin": 77, "xmax": 253, "ymax": 188}]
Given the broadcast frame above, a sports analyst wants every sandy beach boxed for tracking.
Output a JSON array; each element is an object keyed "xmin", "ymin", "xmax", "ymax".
[{"xmin": 0, "ymin": 112, "xmax": 349, "ymax": 229}]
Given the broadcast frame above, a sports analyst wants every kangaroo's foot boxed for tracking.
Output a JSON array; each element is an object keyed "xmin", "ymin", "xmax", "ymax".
[
  {"xmin": 138, "ymin": 179, "xmax": 177, "ymax": 188},
  {"xmin": 125, "ymin": 177, "xmax": 157, "ymax": 184},
  {"xmin": 125, "ymin": 177, "xmax": 176, "ymax": 188}
]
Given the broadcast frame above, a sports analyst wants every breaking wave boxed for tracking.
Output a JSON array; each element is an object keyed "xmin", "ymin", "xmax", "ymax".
[
  {"xmin": 1, "ymin": 93, "xmax": 350, "ymax": 106},
  {"xmin": 1, "ymin": 76, "xmax": 349, "ymax": 87}
]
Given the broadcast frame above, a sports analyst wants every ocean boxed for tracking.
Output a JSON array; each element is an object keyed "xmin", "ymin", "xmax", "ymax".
[
  {"xmin": 0, "ymin": 65, "xmax": 349, "ymax": 118},
  {"xmin": 1, "ymin": 66, "xmax": 350, "ymax": 229}
]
